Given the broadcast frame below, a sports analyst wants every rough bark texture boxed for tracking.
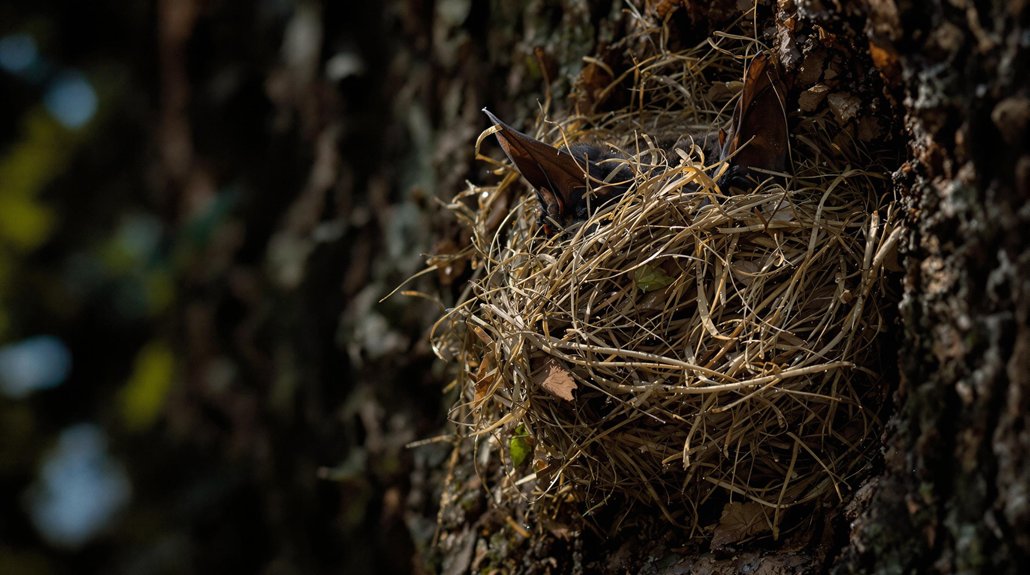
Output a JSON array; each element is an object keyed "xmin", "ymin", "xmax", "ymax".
[{"xmin": 836, "ymin": 0, "xmax": 1030, "ymax": 572}]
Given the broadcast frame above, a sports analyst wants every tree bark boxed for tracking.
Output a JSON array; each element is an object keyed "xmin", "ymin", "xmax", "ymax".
[{"xmin": 836, "ymin": 0, "xmax": 1030, "ymax": 572}]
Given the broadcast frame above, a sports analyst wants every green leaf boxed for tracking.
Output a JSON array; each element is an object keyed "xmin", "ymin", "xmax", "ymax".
[
  {"xmin": 634, "ymin": 264, "xmax": 674, "ymax": 293},
  {"xmin": 509, "ymin": 424, "xmax": 533, "ymax": 469}
]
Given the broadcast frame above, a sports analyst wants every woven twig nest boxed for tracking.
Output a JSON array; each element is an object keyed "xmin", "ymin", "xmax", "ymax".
[{"xmin": 432, "ymin": 34, "xmax": 899, "ymax": 539}]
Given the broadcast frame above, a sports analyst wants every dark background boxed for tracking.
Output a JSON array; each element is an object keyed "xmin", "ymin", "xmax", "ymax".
[{"xmin": 0, "ymin": 1, "xmax": 455, "ymax": 573}]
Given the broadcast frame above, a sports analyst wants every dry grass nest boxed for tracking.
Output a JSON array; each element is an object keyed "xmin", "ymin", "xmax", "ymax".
[{"xmin": 430, "ymin": 32, "xmax": 900, "ymax": 538}]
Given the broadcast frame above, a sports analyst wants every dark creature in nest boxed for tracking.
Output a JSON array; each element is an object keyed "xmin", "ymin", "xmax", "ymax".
[{"xmin": 484, "ymin": 53, "xmax": 789, "ymax": 236}]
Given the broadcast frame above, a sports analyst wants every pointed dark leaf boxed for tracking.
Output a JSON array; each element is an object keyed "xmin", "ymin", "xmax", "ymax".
[{"xmin": 721, "ymin": 54, "xmax": 789, "ymax": 176}]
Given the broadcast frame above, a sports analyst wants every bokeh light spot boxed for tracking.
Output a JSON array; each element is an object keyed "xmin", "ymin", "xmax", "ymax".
[
  {"xmin": 24, "ymin": 424, "xmax": 132, "ymax": 548},
  {"xmin": 43, "ymin": 70, "xmax": 98, "ymax": 129},
  {"xmin": 0, "ymin": 335, "xmax": 72, "ymax": 398},
  {"xmin": 0, "ymin": 33, "xmax": 38, "ymax": 74}
]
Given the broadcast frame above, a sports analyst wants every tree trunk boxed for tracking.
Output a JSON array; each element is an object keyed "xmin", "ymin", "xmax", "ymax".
[
  {"xmin": 836, "ymin": 0, "xmax": 1030, "ymax": 572},
  {"xmin": 136, "ymin": 0, "xmax": 1029, "ymax": 572},
  {"xmin": 404, "ymin": 0, "xmax": 1030, "ymax": 572}
]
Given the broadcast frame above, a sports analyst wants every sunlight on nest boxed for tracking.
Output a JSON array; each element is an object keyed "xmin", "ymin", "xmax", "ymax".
[{"xmin": 428, "ymin": 27, "xmax": 900, "ymax": 542}]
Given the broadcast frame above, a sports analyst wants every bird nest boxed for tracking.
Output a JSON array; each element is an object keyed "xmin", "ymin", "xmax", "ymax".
[{"xmin": 430, "ymin": 33, "xmax": 899, "ymax": 538}]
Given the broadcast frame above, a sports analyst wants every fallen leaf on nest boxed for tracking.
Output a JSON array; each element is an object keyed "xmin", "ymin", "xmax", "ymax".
[
  {"xmin": 474, "ymin": 353, "xmax": 496, "ymax": 403},
  {"xmin": 534, "ymin": 358, "xmax": 578, "ymax": 401},
  {"xmin": 634, "ymin": 264, "xmax": 675, "ymax": 293},
  {"xmin": 509, "ymin": 424, "xmax": 534, "ymax": 468},
  {"xmin": 711, "ymin": 501, "xmax": 772, "ymax": 550}
]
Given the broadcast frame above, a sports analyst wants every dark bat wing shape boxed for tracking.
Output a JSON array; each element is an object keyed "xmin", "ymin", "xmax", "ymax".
[
  {"xmin": 720, "ymin": 53, "xmax": 789, "ymax": 186},
  {"xmin": 483, "ymin": 108, "xmax": 587, "ymax": 225},
  {"xmin": 483, "ymin": 108, "xmax": 631, "ymax": 233}
]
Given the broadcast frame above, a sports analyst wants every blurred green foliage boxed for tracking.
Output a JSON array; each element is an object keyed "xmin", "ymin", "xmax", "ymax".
[
  {"xmin": 1, "ymin": 0, "xmax": 447, "ymax": 572},
  {"xmin": 118, "ymin": 341, "xmax": 174, "ymax": 432},
  {"xmin": 0, "ymin": 109, "xmax": 78, "ymax": 336}
]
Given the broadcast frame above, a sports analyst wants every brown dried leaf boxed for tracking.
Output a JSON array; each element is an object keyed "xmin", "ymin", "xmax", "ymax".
[
  {"xmin": 474, "ymin": 354, "xmax": 496, "ymax": 403},
  {"xmin": 652, "ymin": 0, "xmax": 686, "ymax": 19},
  {"xmin": 534, "ymin": 358, "xmax": 578, "ymax": 401},
  {"xmin": 711, "ymin": 501, "xmax": 771, "ymax": 550},
  {"xmin": 575, "ymin": 58, "xmax": 614, "ymax": 113}
]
